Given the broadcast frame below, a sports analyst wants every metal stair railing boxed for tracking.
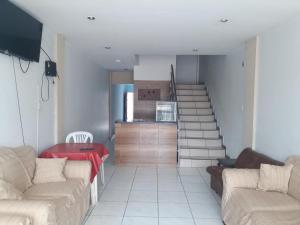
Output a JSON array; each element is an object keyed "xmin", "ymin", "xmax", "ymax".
[{"xmin": 170, "ymin": 64, "xmax": 180, "ymax": 163}]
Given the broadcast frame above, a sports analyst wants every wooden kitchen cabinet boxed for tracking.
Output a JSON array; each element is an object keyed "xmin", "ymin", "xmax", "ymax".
[{"xmin": 115, "ymin": 122, "xmax": 177, "ymax": 166}]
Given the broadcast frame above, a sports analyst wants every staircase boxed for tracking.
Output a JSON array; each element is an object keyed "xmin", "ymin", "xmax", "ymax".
[{"xmin": 176, "ymin": 84, "xmax": 226, "ymax": 167}]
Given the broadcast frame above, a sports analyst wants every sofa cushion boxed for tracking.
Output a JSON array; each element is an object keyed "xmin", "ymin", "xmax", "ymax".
[
  {"xmin": 249, "ymin": 210, "xmax": 300, "ymax": 225},
  {"xmin": 0, "ymin": 179, "xmax": 23, "ymax": 200},
  {"xmin": 24, "ymin": 180, "xmax": 88, "ymax": 225},
  {"xmin": 0, "ymin": 214, "xmax": 31, "ymax": 225},
  {"xmin": 233, "ymin": 188, "xmax": 300, "ymax": 212},
  {"xmin": 0, "ymin": 147, "xmax": 32, "ymax": 192},
  {"xmin": 11, "ymin": 146, "xmax": 36, "ymax": 180},
  {"xmin": 24, "ymin": 195, "xmax": 71, "ymax": 225},
  {"xmin": 24, "ymin": 179, "xmax": 85, "ymax": 206},
  {"xmin": 248, "ymin": 210, "xmax": 300, "ymax": 225},
  {"xmin": 51, "ymin": 197, "xmax": 75, "ymax": 225},
  {"xmin": 258, "ymin": 164, "xmax": 294, "ymax": 193},
  {"xmin": 33, "ymin": 158, "xmax": 67, "ymax": 184},
  {"xmin": 286, "ymin": 156, "xmax": 300, "ymax": 202},
  {"xmin": 222, "ymin": 188, "xmax": 300, "ymax": 225},
  {"xmin": 0, "ymin": 200, "xmax": 56, "ymax": 225}
]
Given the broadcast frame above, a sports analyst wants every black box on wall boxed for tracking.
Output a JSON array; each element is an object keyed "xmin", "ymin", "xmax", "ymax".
[{"xmin": 45, "ymin": 61, "xmax": 57, "ymax": 77}]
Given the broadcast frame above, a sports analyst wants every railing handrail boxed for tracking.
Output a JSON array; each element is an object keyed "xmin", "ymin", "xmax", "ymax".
[
  {"xmin": 170, "ymin": 64, "xmax": 180, "ymax": 163},
  {"xmin": 170, "ymin": 64, "xmax": 177, "ymax": 102},
  {"xmin": 170, "ymin": 64, "xmax": 178, "ymax": 118}
]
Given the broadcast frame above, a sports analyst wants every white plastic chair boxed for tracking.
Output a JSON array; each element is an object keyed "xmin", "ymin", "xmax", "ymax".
[
  {"xmin": 65, "ymin": 131, "xmax": 105, "ymax": 204},
  {"xmin": 66, "ymin": 131, "xmax": 93, "ymax": 143}
]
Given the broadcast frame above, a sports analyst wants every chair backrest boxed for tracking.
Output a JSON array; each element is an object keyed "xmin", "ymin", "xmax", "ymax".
[{"xmin": 66, "ymin": 131, "xmax": 93, "ymax": 143}]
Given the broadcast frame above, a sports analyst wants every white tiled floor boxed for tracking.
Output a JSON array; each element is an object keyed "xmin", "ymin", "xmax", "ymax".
[{"xmin": 84, "ymin": 164, "xmax": 223, "ymax": 225}]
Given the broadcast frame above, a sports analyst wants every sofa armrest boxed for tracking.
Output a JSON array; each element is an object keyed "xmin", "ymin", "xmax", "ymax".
[
  {"xmin": 218, "ymin": 158, "xmax": 236, "ymax": 168},
  {"xmin": 207, "ymin": 165, "xmax": 224, "ymax": 175},
  {"xmin": 0, "ymin": 214, "xmax": 31, "ymax": 225},
  {"xmin": 221, "ymin": 168, "xmax": 259, "ymax": 210},
  {"xmin": 64, "ymin": 160, "xmax": 91, "ymax": 186},
  {"xmin": 0, "ymin": 200, "xmax": 56, "ymax": 225}
]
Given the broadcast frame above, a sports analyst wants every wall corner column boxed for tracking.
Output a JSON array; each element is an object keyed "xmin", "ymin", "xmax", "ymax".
[
  {"xmin": 243, "ymin": 36, "xmax": 259, "ymax": 149},
  {"xmin": 53, "ymin": 33, "xmax": 65, "ymax": 143}
]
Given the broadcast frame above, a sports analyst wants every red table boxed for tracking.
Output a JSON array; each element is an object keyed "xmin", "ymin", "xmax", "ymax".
[{"xmin": 40, "ymin": 143, "xmax": 109, "ymax": 182}]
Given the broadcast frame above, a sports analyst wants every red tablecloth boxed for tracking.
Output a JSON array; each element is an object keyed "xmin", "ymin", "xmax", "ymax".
[{"xmin": 40, "ymin": 143, "xmax": 109, "ymax": 182}]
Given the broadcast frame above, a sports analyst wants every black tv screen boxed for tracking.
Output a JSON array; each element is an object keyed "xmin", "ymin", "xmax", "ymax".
[{"xmin": 0, "ymin": 1, "xmax": 43, "ymax": 62}]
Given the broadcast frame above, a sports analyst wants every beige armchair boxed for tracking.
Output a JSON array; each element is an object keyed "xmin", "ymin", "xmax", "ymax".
[
  {"xmin": 0, "ymin": 146, "xmax": 92, "ymax": 225},
  {"xmin": 221, "ymin": 156, "xmax": 300, "ymax": 225}
]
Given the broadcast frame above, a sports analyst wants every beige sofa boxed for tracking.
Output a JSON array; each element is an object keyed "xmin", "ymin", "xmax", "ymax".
[
  {"xmin": 0, "ymin": 146, "xmax": 92, "ymax": 225},
  {"xmin": 221, "ymin": 156, "xmax": 300, "ymax": 225}
]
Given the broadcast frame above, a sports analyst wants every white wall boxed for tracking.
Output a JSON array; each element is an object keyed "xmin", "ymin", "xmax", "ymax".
[
  {"xmin": 198, "ymin": 57, "xmax": 206, "ymax": 83},
  {"xmin": 203, "ymin": 13, "xmax": 300, "ymax": 161},
  {"xmin": 111, "ymin": 70, "xmax": 133, "ymax": 84},
  {"xmin": 63, "ymin": 43, "xmax": 109, "ymax": 143},
  {"xmin": 134, "ymin": 55, "xmax": 176, "ymax": 81},
  {"xmin": 204, "ymin": 46, "xmax": 246, "ymax": 158},
  {"xmin": 254, "ymin": 15, "xmax": 300, "ymax": 161},
  {"xmin": 0, "ymin": 27, "xmax": 55, "ymax": 152},
  {"xmin": 0, "ymin": 27, "xmax": 110, "ymax": 151},
  {"xmin": 176, "ymin": 55, "xmax": 206, "ymax": 84}
]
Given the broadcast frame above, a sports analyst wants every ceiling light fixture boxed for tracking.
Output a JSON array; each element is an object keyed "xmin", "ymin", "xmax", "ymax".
[
  {"xmin": 220, "ymin": 18, "xmax": 229, "ymax": 23},
  {"xmin": 87, "ymin": 16, "xmax": 96, "ymax": 21},
  {"xmin": 104, "ymin": 46, "xmax": 111, "ymax": 50},
  {"xmin": 115, "ymin": 59, "xmax": 121, "ymax": 63}
]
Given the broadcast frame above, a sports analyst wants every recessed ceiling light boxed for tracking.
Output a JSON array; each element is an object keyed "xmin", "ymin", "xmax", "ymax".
[
  {"xmin": 115, "ymin": 59, "xmax": 121, "ymax": 63},
  {"xmin": 220, "ymin": 18, "xmax": 229, "ymax": 23},
  {"xmin": 87, "ymin": 16, "xmax": 96, "ymax": 21},
  {"xmin": 104, "ymin": 46, "xmax": 111, "ymax": 50},
  {"xmin": 193, "ymin": 48, "xmax": 198, "ymax": 52}
]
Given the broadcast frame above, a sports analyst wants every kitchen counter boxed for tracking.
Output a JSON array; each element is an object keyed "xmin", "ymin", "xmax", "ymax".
[
  {"xmin": 114, "ymin": 121, "xmax": 177, "ymax": 165},
  {"xmin": 115, "ymin": 120, "xmax": 176, "ymax": 124}
]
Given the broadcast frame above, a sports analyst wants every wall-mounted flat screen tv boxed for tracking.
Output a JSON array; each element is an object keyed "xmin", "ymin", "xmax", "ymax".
[{"xmin": 0, "ymin": 1, "xmax": 43, "ymax": 62}]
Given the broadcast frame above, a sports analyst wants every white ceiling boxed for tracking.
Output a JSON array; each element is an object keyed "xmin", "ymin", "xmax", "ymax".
[{"xmin": 11, "ymin": 0, "xmax": 300, "ymax": 70}]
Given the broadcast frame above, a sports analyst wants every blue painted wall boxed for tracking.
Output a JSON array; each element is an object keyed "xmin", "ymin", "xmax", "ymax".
[{"xmin": 111, "ymin": 84, "xmax": 134, "ymax": 133}]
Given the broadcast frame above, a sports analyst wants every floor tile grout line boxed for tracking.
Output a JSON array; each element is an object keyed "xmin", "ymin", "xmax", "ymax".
[
  {"xmin": 197, "ymin": 168, "xmax": 221, "ymax": 206},
  {"xmin": 177, "ymin": 168, "xmax": 198, "ymax": 225},
  {"xmin": 82, "ymin": 204, "xmax": 97, "ymax": 225},
  {"xmin": 121, "ymin": 166, "xmax": 138, "ymax": 225},
  {"xmin": 85, "ymin": 166, "xmax": 222, "ymax": 224},
  {"xmin": 198, "ymin": 167, "xmax": 221, "ymax": 205},
  {"xmin": 97, "ymin": 166, "xmax": 118, "ymax": 201},
  {"xmin": 82, "ymin": 166, "xmax": 117, "ymax": 225}
]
